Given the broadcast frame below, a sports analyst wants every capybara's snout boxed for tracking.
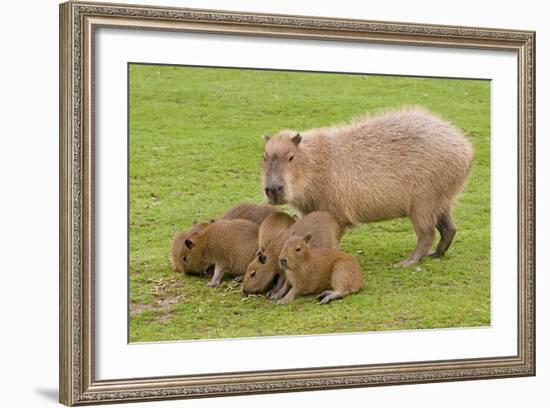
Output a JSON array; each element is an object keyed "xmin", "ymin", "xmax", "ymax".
[{"xmin": 264, "ymin": 185, "xmax": 284, "ymax": 204}]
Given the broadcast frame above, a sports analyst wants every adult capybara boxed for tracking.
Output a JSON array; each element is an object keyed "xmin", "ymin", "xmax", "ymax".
[
  {"xmin": 242, "ymin": 211, "xmax": 341, "ymax": 297},
  {"xmin": 277, "ymin": 232, "xmax": 363, "ymax": 305},
  {"xmin": 261, "ymin": 108, "xmax": 474, "ymax": 267},
  {"xmin": 180, "ymin": 219, "xmax": 259, "ymax": 287},
  {"xmin": 171, "ymin": 202, "xmax": 278, "ymax": 274}
]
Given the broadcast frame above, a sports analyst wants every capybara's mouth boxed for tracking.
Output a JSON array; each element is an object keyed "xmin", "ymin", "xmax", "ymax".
[{"xmin": 266, "ymin": 194, "xmax": 285, "ymax": 206}]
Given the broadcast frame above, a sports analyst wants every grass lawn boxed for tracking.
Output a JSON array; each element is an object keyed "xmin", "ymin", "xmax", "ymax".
[{"xmin": 129, "ymin": 64, "xmax": 491, "ymax": 342}]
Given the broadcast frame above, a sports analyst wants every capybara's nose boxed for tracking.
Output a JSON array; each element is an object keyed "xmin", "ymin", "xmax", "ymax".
[
  {"xmin": 279, "ymin": 257, "xmax": 288, "ymax": 268},
  {"xmin": 242, "ymin": 287, "xmax": 249, "ymax": 296},
  {"xmin": 265, "ymin": 185, "xmax": 284, "ymax": 197}
]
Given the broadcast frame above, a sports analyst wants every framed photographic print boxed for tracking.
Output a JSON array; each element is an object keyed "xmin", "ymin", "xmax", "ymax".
[{"xmin": 59, "ymin": 1, "xmax": 536, "ymax": 405}]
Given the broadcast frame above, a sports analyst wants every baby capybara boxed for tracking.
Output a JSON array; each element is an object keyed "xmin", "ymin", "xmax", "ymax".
[
  {"xmin": 257, "ymin": 212, "xmax": 296, "ymax": 252},
  {"xmin": 242, "ymin": 211, "xmax": 341, "ymax": 297},
  {"xmin": 261, "ymin": 108, "xmax": 474, "ymax": 267},
  {"xmin": 171, "ymin": 221, "xmax": 213, "ymax": 274},
  {"xmin": 171, "ymin": 202, "xmax": 278, "ymax": 274},
  {"xmin": 220, "ymin": 202, "xmax": 279, "ymax": 225},
  {"xmin": 278, "ymin": 232, "xmax": 363, "ymax": 305},
  {"xmin": 180, "ymin": 219, "xmax": 259, "ymax": 287}
]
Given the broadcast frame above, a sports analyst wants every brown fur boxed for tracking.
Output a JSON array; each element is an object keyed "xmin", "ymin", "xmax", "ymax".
[
  {"xmin": 262, "ymin": 107, "xmax": 474, "ymax": 267},
  {"xmin": 257, "ymin": 212, "xmax": 296, "ymax": 252},
  {"xmin": 242, "ymin": 211, "xmax": 341, "ymax": 295},
  {"xmin": 170, "ymin": 222, "xmax": 211, "ymax": 274},
  {"xmin": 277, "ymin": 233, "xmax": 363, "ymax": 304},
  {"xmin": 170, "ymin": 202, "xmax": 277, "ymax": 274},
  {"xmin": 221, "ymin": 202, "xmax": 279, "ymax": 225},
  {"xmin": 180, "ymin": 219, "xmax": 259, "ymax": 287}
]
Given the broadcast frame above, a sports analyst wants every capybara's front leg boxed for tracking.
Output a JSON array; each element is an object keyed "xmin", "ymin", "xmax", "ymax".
[
  {"xmin": 268, "ymin": 272, "xmax": 285, "ymax": 297},
  {"xmin": 233, "ymin": 275, "xmax": 243, "ymax": 283},
  {"xmin": 271, "ymin": 278, "xmax": 290, "ymax": 300},
  {"xmin": 277, "ymin": 287, "xmax": 296, "ymax": 305},
  {"xmin": 206, "ymin": 264, "xmax": 225, "ymax": 287}
]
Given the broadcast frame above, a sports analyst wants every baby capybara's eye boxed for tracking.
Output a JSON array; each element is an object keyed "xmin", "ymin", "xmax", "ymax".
[
  {"xmin": 296, "ymin": 247, "xmax": 301, "ymax": 252},
  {"xmin": 250, "ymin": 271, "xmax": 256, "ymax": 277},
  {"xmin": 183, "ymin": 256, "xmax": 187, "ymax": 262},
  {"xmin": 288, "ymin": 155, "xmax": 294, "ymax": 162}
]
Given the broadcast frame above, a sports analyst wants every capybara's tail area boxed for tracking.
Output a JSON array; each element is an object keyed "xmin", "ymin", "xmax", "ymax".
[{"xmin": 330, "ymin": 256, "xmax": 364, "ymax": 295}]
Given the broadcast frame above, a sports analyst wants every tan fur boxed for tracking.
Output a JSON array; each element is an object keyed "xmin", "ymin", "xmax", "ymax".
[
  {"xmin": 262, "ymin": 107, "xmax": 474, "ymax": 266},
  {"xmin": 257, "ymin": 212, "xmax": 296, "ymax": 251},
  {"xmin": 242, "ymin": 211, "xmax": 341, "ymax": 295},
  {"xmin": 180, "ymin": 219, "xmax": 259, "ymax": 286},
  {"xmin": 182, "ymin": 219, "xmax": 258, "ymax": 286},
  {"xmin": 221, "ymin": 202, "xmax": 279, "ymax": 225},
  {"xmin": 170, "ymin": 202, "xmax": 277, "ymax": 273},
  {"xmin": 170, "ymin": 222, "xmax": 211, "ymax": 273},
  {"xmin": 277, "ymin": 233, "xmax": 363, "ymax": 304}
]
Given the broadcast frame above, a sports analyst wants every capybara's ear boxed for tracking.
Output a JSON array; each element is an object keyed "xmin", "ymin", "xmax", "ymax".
[
  {"xmin": 263, "ymin": 134, "xmax": 270, "ymax": 142},
  {"xmin": 303, "ymin": 232, "xmax": 312, "ymax": 244},
  {"xmin": 259, "ymin": 254, "xmax": 267, "ymax": 264},
  {"xmin": 185, "ymin": 239, "xmax": 194, "ymax": 249},
  {"xmin": 208, "ymin": 219, "xmax": 215, "ymax": 224},
  {"xmin": 192, "ymin": 220, "xmax": 198, "ymax": 225},
  {"xmin": 291, "ymin": 133, "xmax": 302, "ymax": 146},
  {"xmin": 255, "ymin": 250, "xmax": 263, "ymax": 258}
]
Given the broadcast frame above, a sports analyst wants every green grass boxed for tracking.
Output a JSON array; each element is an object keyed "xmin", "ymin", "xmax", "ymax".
[{"xmin": 129, "ymin": 64, "xmax": 491, "ymax": 342}]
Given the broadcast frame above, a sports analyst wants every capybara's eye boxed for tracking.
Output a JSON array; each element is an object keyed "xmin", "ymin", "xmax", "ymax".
[
  {"xmin": 296, "ymin": 247, "xmax": 301, "ymax": 252},
  {"xmin": 183, "ymin": 256, "xmax": 187, "ymax": 262},
  {"xmin": 250, "ymin": 271, "xmax": 256, "ymax": 277},
  {"xmin": 288, "ymin": 155, "xmax": 294, "ymax": 162}
]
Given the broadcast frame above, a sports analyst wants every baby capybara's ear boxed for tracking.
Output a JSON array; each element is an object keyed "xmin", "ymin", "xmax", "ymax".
[
  {"xmin": 303, "ymin": 232, "xmax": 312, "ymax": 244},
  {"xmin": 185, "ymin": 239, "xmax": 194, "ymax": 249},
  {"xmin": 291, "ymin": 133, "xmax": 302, "ymax": 146},
  {"xmin": 259, "ymin": 254, "xmax": 267, "ymax": 264},
  {"xmin": 208, "ymin": 219, "xmax": 215, "ymax": 224},
  {"xmin": 255, "ymin": 250, "xmax": 263, "ymax": 258},
  {"xmin": 263, "ymin": 134, "xmax": 270, "ymax": 143}
]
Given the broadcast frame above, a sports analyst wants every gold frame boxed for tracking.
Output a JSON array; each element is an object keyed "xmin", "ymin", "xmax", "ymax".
[{"xmin": 59, "ymin": 1, "xmax": 536, "ymax": 405}]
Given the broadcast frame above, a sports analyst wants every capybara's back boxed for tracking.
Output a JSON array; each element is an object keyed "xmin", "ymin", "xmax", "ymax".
[
  {"xmin": 221, "ymin": 202, "xmax": 279, "ymax": 225},
  {"xmin": 258, "ymin": 212, "xmax": 295, "ymax": 251},
  {"xmin": 262, "ymin": 108, "xmax": 473, "ymax": 267}
]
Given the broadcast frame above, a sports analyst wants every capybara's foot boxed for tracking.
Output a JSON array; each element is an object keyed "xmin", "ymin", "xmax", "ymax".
[
  {"xmin": 270, "ymin": 290, "xmax": 284, "ymax": 300},
  {"xmin": 317, "ymin": 290, "xmax": 343, "ymax": 304},
  {"xmin": 233, "ymin": 275, "xmax": 243, "ymax": 283},
  {"xmin": 316, "ymin": 290, "xmax": 332, "ymax": 300},
  {"xmin": 427, "ymin": 250, "xmax": 442, "ymax": 258},
  {"xmin": 277, "ymin": 288, "xmax": 296, "ymax": 305},
  {"xmin": 206, "ymin": 279, "xmax": 221, "ymax": 287},
  {"xmin": 394, "ymin": 258, "xmax": 419, "ymax": 268}
]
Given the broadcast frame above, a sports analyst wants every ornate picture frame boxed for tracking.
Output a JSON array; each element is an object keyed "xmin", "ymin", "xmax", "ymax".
[{"xmin": 59, "ymin": 1, "xmax": 535, "ymax": 405}]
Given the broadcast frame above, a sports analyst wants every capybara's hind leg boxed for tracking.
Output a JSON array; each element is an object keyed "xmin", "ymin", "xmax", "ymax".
[
  {"xmin": 428, "ymin": 208, "xmax": 457, "ymax": 258},
  {"xmin": 321, "ymin": 259, "xmax": 362, "ymax": 304},
  {"xmin": 395, "ymin": 208, "xmax": 436, "ymax": 268}
]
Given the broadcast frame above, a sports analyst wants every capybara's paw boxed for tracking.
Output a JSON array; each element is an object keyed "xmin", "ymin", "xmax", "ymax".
[
  {"xmin": 393, "ymin": 258, "xmax": 418, "ymax": 268},
  {"xmin": 233, "ymin": 275, "xmax": 243, "ymax": 283},
  {"xmin": 270, "ymin": 291, "xmax": 282, "ymax": 300},
  {"xmin": 318, "ymin": 290, "xmax": 343, "ymax": 304},
  {"xmin": 316, "ymin": 290, "xmax": 332, "ymax": 301},
  {"xmin": 206, "ymin": 280, "xmax": 220, "ymax": 287},
  {"xmin": 277, "ymin": 297, "xmax": 292, "ymax": 305},
  {"xmin": 427, "ymin": 250, "xmax": 442, "ymax": 258}
]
